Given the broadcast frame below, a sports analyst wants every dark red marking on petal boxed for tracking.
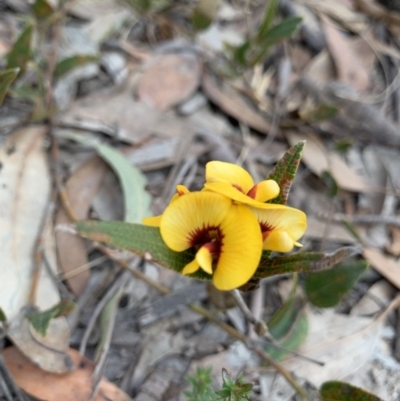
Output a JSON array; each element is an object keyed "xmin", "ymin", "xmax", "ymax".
[
  {"xmin": 259, "ymin": 221, "xmax": 274, "ymax": 241},
  {"xmin": 246, "ymin": 184, "xmax": 258, "ymax": 199},
  {"xmin": 232, "ymin": 183, "xmax": 244, "ymax": 193},
  {"xmin": 187, "ymin": 226, "xmax": 224, "ymax": 260}
]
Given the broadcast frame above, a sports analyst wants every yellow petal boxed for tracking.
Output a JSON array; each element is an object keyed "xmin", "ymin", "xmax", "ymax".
[
  {"xmin": 142, "ymin": 215, "xmax": 162, "ymax": 227},
  {"xmin": 196, "ymin": 245, "xmax": 214, "ymax": 274},
  {"xmin": 160, "ymin": 191, "xmax": 232, "ymax": 252},
  {"xmin": 205, "ymin": 161, "xmax": 254, "ymax": 193},
  {"xmin": 204, "ymin": 182, "xmax": 286, "ymax": 209},
  {"xmin": 182, "ymin": 259, "xmax": 200, "ymax": 275},
  {"xmin": 251, "ymin": 206, "xmax": 307, "ymax": 251},
  {"xmin": 176, "ymin": 185, "xmax": 190, "ymax": 195},
  {"xmin": 247, "ymin": 180, "xmax": 280, "ymax": 202},
  {"xmin": 213, "ymin": 204, "xmax": 262, "ymax": 291},
  {"xmin": 263, "ymin": 230, "xmax": 294, "ymax": 252}
]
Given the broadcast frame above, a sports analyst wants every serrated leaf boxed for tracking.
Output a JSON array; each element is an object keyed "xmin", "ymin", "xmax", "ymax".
[
  {"xmin": 76, "ymin": 220, "xmax": 211, "ymax": 281},
  {"xmin": 265, "ymin": 312, "xmax": 308, "ymax": 361},
  {"xmin": 305, "ymin": 260, "xmax": 368, "ymax": 308},
  {"xmin": 32, "ymin": 0, "xmax": 53, "ymax": 19},
  {"xmin": 320, "ymin": 381, "xmax": 383, "ymax": 401},
  {"xmin": 267, "ymin": 141, "xmax": 305, "ymax": 205},
  {"xmin": 257, "ymin": 0, "xmax": 278, "ymax": 39},
  {"xmin": 26, "ymin": 301, "xmax": 76, "ymax": 337},
  {"xmin": 254, "ymin": 246, "xmax": 362, "ymax": 278},
  {"xmin": 54, "ymin": 55, "xmax": 100, "ymax": 78},
  {"xmin": 6, "ymin": 24, "xmax": 34, "ymax": 74},
  {"xmin": 0, "ymin": 68, "xmax": 19, "ymax": 106},
  {"xmin": 261, "ymin": 16, "xmax": 302, "ymax": 44},
  {"xmin": 57, "ymin": 131, "xmax": 151, "ymax": 223}
]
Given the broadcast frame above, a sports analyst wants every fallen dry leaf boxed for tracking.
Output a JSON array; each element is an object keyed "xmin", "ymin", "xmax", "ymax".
[
  {"xmin": 137, "ymin": 52, "xmax": 202, "ymax": 111},
  {"xmin": 0, "ymin": 126, "xmax": 60, "ymax": 319},
  {"xmin": 286, "ymin": 130, "xmax": 369, "ymax": 192},
  {"xmin": 387, "ymin": 227, "xmax": 400, "ymax": 256},
  {"xmin": 321, "ymin": 16, "xmax": 370, "ymax": 92},
  {"xmin": 363, "ymin": 247, "xmax": 400, "ymax": 289},
  {"xmin": 7, "ymin": 311, "xmax": 73, "ymax": 373},
  {"xmin": 202, "ymin": 73, "xmax": 271, "ymax": 135},
  {"xmin": 1, "ymin": 346, "xmax": 132, "ymax": 401},
  {"xmin": 55, "ymin": 156, "xmax": 107, "ymax": 296}
]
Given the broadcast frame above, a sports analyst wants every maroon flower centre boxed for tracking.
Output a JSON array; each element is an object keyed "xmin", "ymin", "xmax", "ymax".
[
  {"xmin": 188, "ymin": 226, "xmax": 223, "ymax": 260},
  {"xmin": 259, "ymin": 221, "xmax": 274, "ymax": 241}
]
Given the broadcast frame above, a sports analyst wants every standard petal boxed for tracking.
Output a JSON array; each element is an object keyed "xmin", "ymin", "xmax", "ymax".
[
  {"xmin": 213, "ymin": 204, "xmax": 262, "ymax": 291},
  {"xmin": 142, "ymin": 215, "xmax": 162, "ymax": 227},
  {"xmin": 251, "ymin": 206, "xmax": 307, "ymax": 250},
  {"xmin": 205, "ymin": 161, "xmax": 254, "ymax": 193},
  {"xmin": 195, "ymin": 244, "xmax": 214, "ymax": 274},
  {"xmin": 182, "ymin": 259, "xmax": 200, "ymax": 275},
  {"xmin": 247, "ymin": 179, "xmax": 280, "ymax": 202},
  {"xmin": 204, "ymin": 182, "xmax": 286, "ymax": 209},
  {"xmin": 160, "ymin": 191, "xmax": 231, "ymax": 252}
]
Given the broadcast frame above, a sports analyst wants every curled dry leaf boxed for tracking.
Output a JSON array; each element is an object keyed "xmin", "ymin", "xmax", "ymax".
[
  {"xmin": 55, "ymin": 156, "xmax": 108, "ymax": 296},
  {"xmin": 1, "ymin": 346, "xmax": 132, "ymax": 401},
  {"xmin": 0, "ymin": 126, "xmax": 60, "ymax": 319},
  {"xmin": 137, "ymin": 53, "xmax": 202, "ymax": 111}
]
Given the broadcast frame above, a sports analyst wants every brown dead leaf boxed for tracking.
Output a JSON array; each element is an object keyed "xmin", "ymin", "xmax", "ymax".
[
  {"xmin": 363, "ymin": 247, "xmax": 400, "ymax": 289},
  {"xmin": 55, "ymin": 156, "xmax": 107, "ymax": 296},
  {"xmin": 321, "ymin": 17, "xmax": 370, "ymax": 91},
  {"xmin": 0, "ymin": 126, "xmax": 60, "ymax": 319},
  {"xmin": 202, "ymin": 73, "xmax": 271, "ymax": 134},
  {"xmin": 1, "ymin": 346, "xmax": 132, "ymax": 401},
  {"xmin": 286, "ymin": 130, "xmax": 369, "ymax": 192},
  {"xmin": 137, "ymin": 53, "xmax": 202, "ymax": 111}
]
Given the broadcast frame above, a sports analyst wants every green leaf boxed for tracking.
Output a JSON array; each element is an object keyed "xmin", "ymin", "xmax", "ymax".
[
  {"xmin": 57, "ymin": 131, "xmax": 151, "ymax": 223},
  {"xmin": 265, "ymin": 312, "xmax": 308, "ymax": 361},
  {"xmin": 0, "ymin": 306, "xmax": 7, "ymax": 322},
  {"xmin": 191, "ymin": 0, "xmax": 220, "ymax": 31},
  {"xmin": 54, "ymin": 55, "xmax": 100, "ymax": 78},
  {"xmin": 76, "ymin": 220, "xmax": 212, "ymax": 280},
  {"xmin": 266, "ymin": 141, "xmax": 305, "ymax": 206},
  {"xmin": 261, "ymin": 16, "xmax": 302, "ymax": 44},
  {"xmin": 0, "ymin": 68, "xmax": 19, "ymax": 106},
  {"xmin": 32, "ymin": 0, "xmax": 53, "ymax": 19},
  {"xmin": 254, "ymin": 246, "xmax": 362, "ymax": 278},
  {"xmin": 320, "ymin": 381, "xmax": 383, "ymax": 401},
  {"xmin": 305, "ymin": 260, "xmax": 368, "ymax": 308},
  {"xmin": 6, "ymin": 24, "xmax": 34, "ymax": 73},
  {"xmin": 26, "ymin": 301, "xmax": 76, "ymax": 337},
  {"xmin": 258, "ymin": 0, "xmax": 279, "ymax": 39}
]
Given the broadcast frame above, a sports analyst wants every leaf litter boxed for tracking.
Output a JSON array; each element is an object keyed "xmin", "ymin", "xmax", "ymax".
[{"xmin": 2, "ymin": 0, "xmax": 400, "ymax": 400}]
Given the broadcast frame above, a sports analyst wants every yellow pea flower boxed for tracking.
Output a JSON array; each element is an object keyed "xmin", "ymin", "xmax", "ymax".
[
  {"xmin": 142, "ymin": 185, "xmax": 189, "ymax": 227},
  {"xmin": 251, "ymin": 206, "xmax": 307, "ymax": 252},
  {"xmin": 204, "ymin": 161, "xmax": 280, "ymax": 209},
  {"xmin": 159, "ymin": 191, "xmax": 263, "ymax": 291}
]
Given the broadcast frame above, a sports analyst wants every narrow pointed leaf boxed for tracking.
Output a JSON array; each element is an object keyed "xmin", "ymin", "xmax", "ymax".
[
  {"xmin": 320, "ymin": 381, "xmax": 383, "ymax": 401},
  {"xmin": 76, "ymin": 220, "xmax": 212, "ymax": 280},
  {"xmin": 57, "ymin": 131, "xmax": 151, "ymax": 223},
  {"xmin": 0, "ymin": 68, "xmax": 19, "ymax": 106},
  {"xmin": 305, "ymin": 260, "xmax": 368, "ymax": 308},
  {"xmin": 6, "ymin": 24, "xmax": 34, "ymax": 73},
  {"xmin": 267, "ymin": 141, "xmax": 305, "ymax": 205},
  {"xmin": 258, "ymin": 0, "xmax": 278, "ymax": 39},
  {"xmin": 0, "ymin": 307, "xmax": 7, "ymax": 322},
  {"xmin": 261, "ymin": 16, "xmax": 302, "ymax": 44},
  {"xmin": 54, "ymin": 55, "xmax": 100, "ymax": 78},
  {"xmin": 254, "ymin": 246, "xmax": 362, "ymax": 278}
]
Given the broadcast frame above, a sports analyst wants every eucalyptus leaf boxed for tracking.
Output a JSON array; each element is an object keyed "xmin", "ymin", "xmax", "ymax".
[
  {"xmin": 0, "ymin": 68, "xmax": 19, "ymax": 106},
  {"xmin": 6, "ymin": 24, "xmax": 34, "ymax": 73},
  {"xmin": 54, "ymin": 55, "xmax": 100, "ymax": 78},
  {"xmin": 320, "ymin": 381, "xmax": 383, "ymax": 401},
  {"xmin": 305, "ymin": 260, "xmax": 368, "ymax": 308}
]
